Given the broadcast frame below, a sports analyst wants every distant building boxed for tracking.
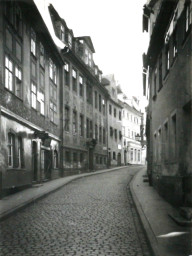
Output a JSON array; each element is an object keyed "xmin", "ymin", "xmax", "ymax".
[
  {"xmin": 104, "ymin": 75, "xmax": 123, "ymax": 167},
  {"xmin": 143, "ymin": 0, "xmax": 192, "ymax": 206}
]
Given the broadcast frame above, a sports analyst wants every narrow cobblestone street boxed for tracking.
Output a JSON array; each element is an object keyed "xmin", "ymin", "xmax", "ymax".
[{"xmin": 0, "ymin": 167, "xmax": 152, "ymax": 256}]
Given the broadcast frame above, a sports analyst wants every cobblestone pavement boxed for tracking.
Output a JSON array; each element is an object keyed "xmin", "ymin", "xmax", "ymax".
[{"xmin": 0, "ymin": 167, "xmax": 153, "ymax": 256}]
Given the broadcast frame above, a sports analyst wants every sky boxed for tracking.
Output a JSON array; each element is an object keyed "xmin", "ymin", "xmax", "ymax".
[{"xmin": 50, "ymin": 0, "xmax": 148, "ymax": 100}]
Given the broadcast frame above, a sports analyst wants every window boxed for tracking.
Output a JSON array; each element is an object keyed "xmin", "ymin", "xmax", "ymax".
[
  {"xmin": 95, "ymin": 124, "xmax": 98, "ymax": 140},
  {"xmin": 99, "ymin": 126, "xmax": 102, "ymax": 143},
  {"xmin": 130, "ymin": 148, "xmax": 133, "ymax": 161},
  {"xmin": 114, "ymin": 108, "xmax": 116, "ymax": 117},
  {"xmin": 80, "ymin": 114, "xmax": 84, "ymax": 136},
  {"xmin": 40, "ymin": 72, "xmax": 44, "ymax": 88},
  {"xmin": 50, "ymin": 84, "xmax": 57, "ymax": 101},
  {"xmin": 54, "ymin": 150, "xmax": 59, "ymax": 168},
  {"xmin": 103, "ymin": 128, "xmax": 106, "ymax": 144},
  {"xmin": 113, "ymin": 152, "xmax": 116, "ymax": 160},
  {"xmin": 18, "ymin": 136, "xmax": 24, "ymax": 168},
  {"xmin": 39, "ymin": 92, "xmax": 45, "ymax": 115},
  {"xmin": 72, "ymin": 69, "xmax": 77, "ymax": 92},
  {"xmin": 95, "ymin": 91, "xmax": 98, "ymax": 109},
  {"xmin": 109, "ymin": 104, "xmax": 112, "ymax": 115},
  {"xmin": 114, "ymin": 129, "xmax": 117, "ymax": 140},
  {"xmin": 40, "ymin": 43, "xmax": 45, "ymax": 67},
  {"xmin": 31, "ymin": 28, "xmax": 36, "ymax": 56},
  {"xmin": 79, "ymin": 76, "xmax": 83, "ymax": 97},
  {"xmin": 80, "ymin": 153, "xmax": 84, "ymax": 163},
  {"xmin": 65, "ymin": 106, "xmax": 70, "ymax": 131},
  {"xmin": 64, "ymin": 63, "xmax": 70, "ymax": 86},
  {"xmin": 31, "ymin": 82, "xmax": 37, "ymax": 109},
  {"xmin": 65, "ymin": 151, "xmax": 71, "ymax": 166},
  {"xmin": 72, "ymin": 110, "xmax": 77, "ymax": 133},
  {"xmin": 15, "ymin": 41, "xmax": 21, "ymax": 61},
  {"xmin": 119, "ymin": 111, "xmax": 122, "ymax": 120},
  {"xmin": 50, "ymin": 101, "xmax": 57, "ymax": 123},
  {"xmin": 158, "ymin": 129, "xmax": 162, "ymax": 162},
  {"xmin": 88, "ymin": 52, "xmax": 92, "ymax": 67},
  {"xmin": 15, "ymin": 4, "xmax": 22, "ymax": 36},
  {"xmin": 60, "ymin": 25, "xmax": 65, "ymax": 42},
  {"xmin": 99, "ymin": 94, "xmax": 101, "ymax": 112},
  {"xmin": 110, "ymin": 127, "xmax": 113, "ymax": 137},
  {"xmin": 49, "ymin": 58, "xmax": 57, "ymax": 84},
  {"xmin": 31, "ymin": 61, "xmax": 36, "ymax": 78},
  {"xmin": 85, "ymin": 49, "xmax": 88, "ymax": 65},
  {"xmin": 86, "ymin": 118, "xmax": 89, "ymax": 138},
  {"xmin": 15, "ymin": 65, "xmax": 22, "ymax": 98},
  {"xmin": 8, "ymin": 133, "xmax": 15, "ymax": 167},
  {"xmin": 5, "ymin": 55, "xmax": 13, "ymax": 91},
  {"xmin": 86, "ymin": 82, "xmax": 92, "ymax": 104},
  {"xmin": 119, "ymin": 131, "xmax": 122, "ymax": 140}
]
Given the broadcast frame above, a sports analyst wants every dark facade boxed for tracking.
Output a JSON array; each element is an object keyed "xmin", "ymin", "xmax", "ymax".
[
  {"xmin": 0, "ymin": 0, "xmax": 65, "ymax": 196},
  {"xmin": 143, "ymin": 0, "xmax": 192, "ymax": 206}
]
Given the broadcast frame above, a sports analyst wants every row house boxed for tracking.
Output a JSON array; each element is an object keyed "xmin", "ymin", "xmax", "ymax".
[
  {"xmin": 0, "ymin": 0, "xmax": 64, "ymax": 196},
  {"xmin": 48, "ymin": 5, "xmax": 109, "ymax": 173},
  {"xmin": 103, "ymin": 75, "xmax": 123, "ymax": 167},
  {"xmin": 143, "ymin": 0, "xmax": 192, "ymax": 206}
]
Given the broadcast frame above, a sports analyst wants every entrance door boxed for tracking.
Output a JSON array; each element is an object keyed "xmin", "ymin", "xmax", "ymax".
[
  {"xmin": 41, "ymin": 150, "xmax": 52, "ymax": 180},
  {"xmin": 117, "ymin": 153, "xmax": 121, "ymax": 166},
  {"xmin": 32, "ymin": 141, "xmax": 38, "ymax": 181}
]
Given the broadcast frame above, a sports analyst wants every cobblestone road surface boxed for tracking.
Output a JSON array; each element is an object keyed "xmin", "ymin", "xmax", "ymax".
[{"xmin": 0, "ymin": 167, "xmax": 153, "ymax": 256}]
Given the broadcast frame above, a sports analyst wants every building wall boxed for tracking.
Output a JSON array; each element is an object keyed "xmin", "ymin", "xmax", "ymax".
[
  {"xmin": 144, "ymin": 0, "xmax": 192, "ymax": 206},
  {"xmin": 0, "ymin": 0, "xmax": 63, "ymax": 194}
]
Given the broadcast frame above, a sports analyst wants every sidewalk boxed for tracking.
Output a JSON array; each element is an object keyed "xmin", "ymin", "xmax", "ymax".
[
  {"xmin": 0, "ymin": 166, "xmax": 125, "ymax": 221},
  {"xmin": 130, "ymin": 168, "xmax": 192, "ymax": 256}
]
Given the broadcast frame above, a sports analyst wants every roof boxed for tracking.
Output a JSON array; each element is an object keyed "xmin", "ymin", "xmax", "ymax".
[{"xmin": 76, "ymin": 36, "xmax": 95, "ymax": 53}]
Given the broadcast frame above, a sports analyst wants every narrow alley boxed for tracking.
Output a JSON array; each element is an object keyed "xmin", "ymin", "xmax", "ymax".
[{"xmin": 0, "ymin": 167, "xmax": 152, "ymax": 256}]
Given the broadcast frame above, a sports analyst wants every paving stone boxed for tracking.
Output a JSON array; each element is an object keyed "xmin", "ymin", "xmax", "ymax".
[{"xmin": 0, "ymin": 167, "xmax": 152, "ymax": 256}]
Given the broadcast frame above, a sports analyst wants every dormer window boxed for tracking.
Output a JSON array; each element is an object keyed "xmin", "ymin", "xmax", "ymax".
[
  {"xmin": 88, "ymin": 53, "xmax": 92, "ymax": 67},
  {"xmin": 85, "ymin": 49, "xmax": 88, "ymax": 65},
  {"xmin": 60, "ymin": 25, "xmax": 65, "ymax": 42},
  {"xmin": 68, "ymin": 34, "xmax": 72, "ymax": 48}
]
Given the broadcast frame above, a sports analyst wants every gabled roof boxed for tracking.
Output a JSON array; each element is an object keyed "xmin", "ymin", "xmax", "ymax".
[{"xmin": 76, "ymin": 36, "xmax": 95, "ymax": 53}]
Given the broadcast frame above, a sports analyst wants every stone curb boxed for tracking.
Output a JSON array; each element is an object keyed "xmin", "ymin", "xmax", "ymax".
[
  {"xmin": 0, "ymin": 166, "xmax": 126, "ymax": 221},
  {"xmin": 130, "ymin": 169, "xmax": 161, "ymax": 256}
]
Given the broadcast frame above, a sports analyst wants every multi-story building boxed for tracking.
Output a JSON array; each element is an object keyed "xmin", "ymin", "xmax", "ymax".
[
  {"xmin": 0, "ymin": 0, "xmax": 64, "ymax": 196},
  {"xmin": 49, "ymin": 5, "xmax": 109, "ymax": 173},
  {"xmin": 119, "ymin": 98, "xmax": 143, "ymax": 165},
  {"xmin": 104, "ymin": 75, "xmax": 123, "ymax": 167},
  {"xmin": 143, "ymin": 0, "xmax": 192, "ymax": 206}
]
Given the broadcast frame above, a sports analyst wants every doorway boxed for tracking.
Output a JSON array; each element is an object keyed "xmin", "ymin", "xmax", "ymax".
[{"xmin": 32, "ymin": 141, "xmax": 38, "ymax": 182}]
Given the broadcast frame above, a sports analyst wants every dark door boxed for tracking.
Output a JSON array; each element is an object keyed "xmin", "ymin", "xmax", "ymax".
[
  {"xmin": 44, "ymin": 150, "xmax": 52, "ymax": 180},
  {"xmin": 117, "ymin": 153, "xmax": 121, "ymax": 166},
  {"xmin": 32, "ymin": 141, "xmax": 38, "ymax": 181}
]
